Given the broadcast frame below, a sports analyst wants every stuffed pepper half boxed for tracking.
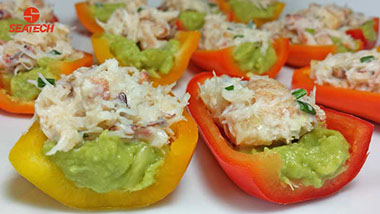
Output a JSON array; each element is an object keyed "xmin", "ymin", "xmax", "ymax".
[
  {"xmin": 9, "ymin": 59, "xmax": 198, "ymax": 209},
  {"xmin": 89, "ymin": 4, "xmax": 200, "ymax": 85},
  {"xmin": 292, "ymin": 49, "xmax": 380, "ymax": 123},
  {"xmin": 75, "ymin": 0, "xmax": 147, "ymax": 33},
  {"xmin": 0, "ymin": 23, "xmax": 93, "ymax": 114},
  {"xmin": 187, "ymin": 72, "xmax": 373, "ymax": 204},
  {"xmin": 191, "ymin": 14, "xmax": 288, "ymax": 78},
  {"xmin": 216, "ymin": 0, "xmax": 285, "ymax": 27},
  {"xmin": 262, "ymin": 3, "xmax": 379, "ymax": 67}
]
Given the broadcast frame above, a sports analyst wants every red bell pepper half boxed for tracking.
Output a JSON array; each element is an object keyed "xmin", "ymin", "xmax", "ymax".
[
  {"xmin": 191, "ymin": 38, "xmax": 289, "ymax": 78},
  {"xmin": 346, "ymin": 17, "xmax": 379, "ymax": 50},
  {"xmin": 292, "ymin": 67, "xmax": 380, "ymax": 124},
  {"xmin": 187, "ymin": 72, "xmax": 373, "ymax": 204}
]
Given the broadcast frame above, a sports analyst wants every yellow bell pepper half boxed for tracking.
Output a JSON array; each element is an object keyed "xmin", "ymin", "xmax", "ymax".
[{"xmin": 9, "ymin": 111, "xmax": 198, "ymax": 210}]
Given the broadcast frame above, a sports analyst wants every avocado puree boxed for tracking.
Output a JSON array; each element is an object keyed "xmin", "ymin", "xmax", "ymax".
[
  {"xmin": 331, "ymin": 37, "xmax": 360, "ymax": 53},
  {"xmin": 361, "ymin": 20, "xmax": 377, "ymax": 42},
  {"xmin": 0, "ymin": 19, "xmax": 27, "ymax": 41},
  {"xmin": 228, "ymin": 0, "xmax": 277, "ymax": 22},
  {"xmin": 233, "ymin": 42, "xmax": 277, "ymax": 74},
  {"xmin": 89, "ymin": 3, "xmax": 125, "ymax": 22},
  {"xmin": 178, "ymin": 10, "xmax": 206, "ymax": 30},
  {"xmin": 43, "ymin": 131, "xmax": 167, "ymax": 193},
  {"xmin": 102, "ymin": 34, "xmax": 179, "ymax": 78},
  {"xmin": 248, "ymin": 127, "xmax": 350, "ymax": 188},
  {"xmin": 10, "ymin": 58, "xmax": 57, "ymax": 101}
]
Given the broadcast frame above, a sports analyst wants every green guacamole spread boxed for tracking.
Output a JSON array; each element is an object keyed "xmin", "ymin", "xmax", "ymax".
[
  {"xmin": 102, "ymin": 34, "xmax": 179, "ymax": 78},
  {"xmin": 43, "ymin": 131, "xmax": 167, "ymax": 193},
  {"xmin": 361, "ymin": 20, "xmax": 377, "ymax": 42},
  {"xmin": 233, "ymin": 42, "xmax": 277, "ymax": 74},
  {"xmin": 89, "ymin": 2, "xmax": 125, "ymax": 22},
  {"xmin": 247, "ymin": 127, "xmax": 350, "ymax": 188},
  {"xmin": 9, "ymin": 58, "xmax": 57, "ymax": 101},
  {"xmin": 228, "ymin": 0, "xmax": 277, "ymax": 22},
  {"xmin": 178, "ymin": 10, "xmax": 206, "ymax": 31},
  {"xmin": 331, "ymin": 37, "xmax": 360, "ymax": 53},
  {"xmin": 0, "ymin": 19, "xmax": 27, "ymax": 41}
]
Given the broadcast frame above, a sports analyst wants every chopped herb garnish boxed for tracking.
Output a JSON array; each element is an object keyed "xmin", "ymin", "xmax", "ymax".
[
  {"xmin": 208, "ymin": 2, "xmax": 217, "ymax": 7},
  {"xmin": 297, "ymin": 100, "xmax": 316, "ymax": 115},
  {"xmin": 137, "ymin": 7, "xmax": 143, "ymax": 12},
  {"xmin": 37, "ymin": 77, "xmax": 55, "ymax": 88},
  {"xmin": 50, "ymin": 49, "xmax": 61, "ymax": 55},
  {"xmin": 292, "ymin": 88, "xmax": 315, "ymax": 115},
  {"xmin": 225, "ymin": 85, "xmax": 234, "ymax": 91},
  {"xmin": 233, "ymin": 34, "xmax": 244, "ymax": 39},
  {"xmin": 305, "ymin": 28, "xmax": 315, "ymax": 35},
  {"xmin": 94, "ymin": 2, "xmax": 103, "ymax": 7},
  {"xmin": 291, "ymin": 88, "xmax": 307, "ymax": 99},
  {"xmin": 83, "ymin": 133, "xmax": 89, "ymax": 138},
  {"xmin": 360, "ymin": 55, "xmax": 375, "ymax": 63},
  {"xmin": 227, "ymin": 27, "xmax": 233, "ymax": 31}
]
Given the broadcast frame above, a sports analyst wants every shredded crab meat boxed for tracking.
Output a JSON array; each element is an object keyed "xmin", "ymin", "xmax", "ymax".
[
  {"xmin": 97, "ymin": 6, "xmax": 179, "ymax": 50},
  {"xmin": 311, "ymin": 50, "xmax": 380, "ymax": 93},
  {"xmin": 199, "ymin": 14, "xmax": 272, "ymax": 53},
  {"xmin": 0, "ymin": 0, "xmax": 55, "ymax": 22},
  {"xmin": 262, "ymin": 3, "xmax": 370, "ymax": 47},
  {"xmin": 160, "ymin": 0, "xmax": 210, "ymax": 13},
  {"xmin": 0, "ymin": 23, "xmax": 83, "ymax": 74},
  {"xmin": 199, "ymin": 74, "xmax": 326, "ymax": 147},
  {"xmin": 35, "ymin": 59, "xmax": 189, "ymax": 155}
]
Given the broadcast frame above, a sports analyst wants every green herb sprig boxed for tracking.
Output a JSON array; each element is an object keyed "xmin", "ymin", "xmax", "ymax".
[
  {"xmin": 37, "ymin": 77, "xmax": 55, "ymax": 88},
  {"xmin": 291, "ymin": 89, "xmax": 316, "ymax": 115}
]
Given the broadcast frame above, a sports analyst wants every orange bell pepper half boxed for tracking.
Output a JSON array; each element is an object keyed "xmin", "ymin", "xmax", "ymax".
[
  {"xmin": 287, "ymin": 18, "xmax": 379, "ymax": 68},
  {"xmin": 75, "ymin": 2, "xmax": 104, "ymax": 34},
  {"xmin": 190, "ymin": 38, "xmax": 289, "ymax": 78},
  {"xmin": 91, "ymin": 31, "xmax": 200, "ymax": 85},
  {"xmin": 187, "ymin": 72, "xmax": 373, "ymax": 204},
  {"xmin": 292, "ymin": 66, "xmax": 380, "ymax": 124},
  {"xmin": 346, "ymin": 17, "xmax": 379, "ymax": 50},
  {"xmin": 9, "ymin": 111, "xmax": 198, "ymax": 209},
  {"xmin": 216, "ymin": 0, "xmax": 285, "ymax": 27},
  {"xmin": 0, "ymin": 52, "xmax": 93, "ymax": 114}
]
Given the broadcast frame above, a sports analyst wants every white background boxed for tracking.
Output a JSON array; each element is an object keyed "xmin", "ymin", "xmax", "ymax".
[{"xmin": 0, "ymin": 0, "xmax": 379, "ymax": 213}]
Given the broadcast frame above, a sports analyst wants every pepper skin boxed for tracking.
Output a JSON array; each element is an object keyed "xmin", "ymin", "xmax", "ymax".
[
  {"xmin": 9, "ymin": 111, "xmax": 198, "ymax": 209},
  {"xmin": 292, "ymin": 66, "xmax": 380, "ymax": 123},
  {"xmin": 91, "ymin": 31, "xmax": 200, "ymax": 85},
  {"xmin": 0, "ymin": 53, "xmax": 93, "ymax": 114},
  {"xmin": 187, "ymin": 72, "xmax": 373, "ymax": 204},
  {"xmin": 190, "ymin": 38, "xmax": 289, "ymax": 78},
  {"xmin": 75, "ymin": 2, "xmax": 104, "ymax": 33}
]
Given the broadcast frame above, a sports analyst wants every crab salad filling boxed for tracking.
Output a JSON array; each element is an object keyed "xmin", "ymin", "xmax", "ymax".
[{"xmin": 311, "ymin": 50, "xmax": 380, "ymax": 93}]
